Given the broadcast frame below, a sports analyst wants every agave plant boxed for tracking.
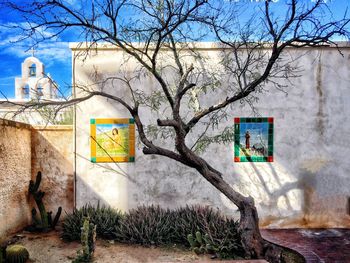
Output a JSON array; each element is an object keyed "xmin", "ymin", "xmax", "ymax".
[
  {"xmin": 62, "ymin": 203, "xmax": 123, "ymax": 241},
  {"xmin": 115, "ymin": 205, "xmax": 173, "ymax": 245},
  {"xmin": 63, "ymin": 204, "xmax": 244, "ymax": 259}
]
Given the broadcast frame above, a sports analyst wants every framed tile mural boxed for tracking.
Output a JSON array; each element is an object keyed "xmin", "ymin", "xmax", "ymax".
[
  {"xmin": 90, "ymin": 118, "xmax": 135, "ymax": 163},
  {"xmin": 234, "ymin": 117, "xmax": 273, "ymax": 162}
]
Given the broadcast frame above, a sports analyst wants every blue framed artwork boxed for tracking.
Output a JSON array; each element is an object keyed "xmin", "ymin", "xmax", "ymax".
[{"xmin": 234, "ymin": 117, "xmax": 274, "ymax": 162}]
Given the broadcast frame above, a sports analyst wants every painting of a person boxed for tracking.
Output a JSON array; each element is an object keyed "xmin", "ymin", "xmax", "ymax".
[
  {"xmin": 245, "ymin": 130, "xmax": 250, "ymax": 149},
  {"xmin": 112, "ymin": 128, "xmax": 121, "ymax": 147},
  {"xmin": 94, "ymin": 121, "xmax": 133, "ymax": 161}
]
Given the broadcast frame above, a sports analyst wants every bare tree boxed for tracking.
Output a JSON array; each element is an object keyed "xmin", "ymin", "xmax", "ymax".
[{"xmin": 2, "ymin": 0, "xmax": 349, "ymax": 261}]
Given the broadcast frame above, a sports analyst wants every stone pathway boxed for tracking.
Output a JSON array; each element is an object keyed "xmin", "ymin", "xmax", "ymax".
[{"xmin": 261, "ymin": 228, "xmax": 350, "ymax": 263}]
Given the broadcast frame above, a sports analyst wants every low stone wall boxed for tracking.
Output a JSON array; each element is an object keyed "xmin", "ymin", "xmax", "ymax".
[{"xmin": 0, "ymin": 119, "xmax": 73, "ymax": 239}]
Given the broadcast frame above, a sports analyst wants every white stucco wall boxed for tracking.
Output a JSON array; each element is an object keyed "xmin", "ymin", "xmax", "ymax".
[{"xmin": 71, "ymin": 43, "xmax": 350, "ymax": 228}]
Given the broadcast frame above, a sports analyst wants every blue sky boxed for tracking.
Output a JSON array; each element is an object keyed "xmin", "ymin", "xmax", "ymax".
[
  {"xmin": 96, "ymin": 124, "xmax": 129, "ymax": 135},
  {"xmin": 0, "ymin": 0, "xmax": 348, "ymax": 99},
  {"xmin": 0, "ymin": 22, "xmax": 73, "ymax": 98},
  {"xmin": 0, "ymin": 0, "xmax": 76, "ymax": 99}
]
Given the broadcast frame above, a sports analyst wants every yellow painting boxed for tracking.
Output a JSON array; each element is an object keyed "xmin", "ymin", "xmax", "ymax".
[{"xmin": 90, "ymin": 118, "xmax": 135, "ymax": 162}]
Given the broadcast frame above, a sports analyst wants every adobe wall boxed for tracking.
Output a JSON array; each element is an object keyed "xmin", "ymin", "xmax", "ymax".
[
  {"xmin": 0, "ymin": 119, "xmax": 32, "ymax": 239},
  {"xmin": 31, "ymin": 126, "xmax": 74, "ymax": 216},
  {"xmin": 71, "ymin": 43, "xmax": 350, "ymax": 228},
  {"xmin": 0, "ymin": 119, "xmax": 73, "ymax": 239}
]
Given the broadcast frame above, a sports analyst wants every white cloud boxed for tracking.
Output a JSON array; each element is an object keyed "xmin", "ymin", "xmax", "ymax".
[
  {"xmin": 0, "ymin": 22, "xmax": 71, "ymax": 63},
  {"xmin": 0, "ymin": 75, "xmax": 18, "ymax": 81},
  {"xmin": 63, "ymin": 0, "xmax": 82, "ymax": 8}
]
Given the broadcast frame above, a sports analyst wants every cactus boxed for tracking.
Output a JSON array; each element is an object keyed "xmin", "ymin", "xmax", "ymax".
[
  {"xmin": 187, "ymin": 231, "xmax": 219, "ymax": 256},
  {"xmin": 0, "ymin": 247, "xmax": 4, "ymax": 263},
  {"xmin": 195, "ymin": 231, "xmax": 203, "ymax": 245},
  {"xmin": 27, "ymin": 171, "xmax": 62, "ymax": 232},
  {"xmin": 187, "ymin": 230, "xmax": 243, "ymax": 259},
  {"xmin": 187, "ymin": 234, "xmax": 196, "ymax": 248},
  {"xmin": 5, "ymin": 244, "xmax": 29, "ymax": 263},
  {"xmin": 81, "ymin": 216, "xmax": 96, "ymax": 258},
  {"xmin": 72, "ymin": 217, "xmax": 96, "ymax": 263}
]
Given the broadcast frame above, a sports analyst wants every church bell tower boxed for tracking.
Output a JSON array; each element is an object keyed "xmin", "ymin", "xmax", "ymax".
[{"xmin": 15, "ymin": 52, "xmax": 57, "ymax": 100}]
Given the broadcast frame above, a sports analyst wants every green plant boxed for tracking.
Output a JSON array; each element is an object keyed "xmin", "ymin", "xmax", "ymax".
[
  {"xmin": 62, "ymin": 203, "xmax": 123, "ymax": 241},
  {"xmin": 170, "ymin": 205, "xmax": 244, "ymax": 258},
  {"xmin": 33, "ymin": 104, "xmax": 73, "ymax": 125},
  {"xmin": 170, "ymin": 205, "xmax": 226, "ymax": 244},
  {"xmin": 281, "ymin": 248, "xmax": 305, "ymax": 263},
  {"xmin": 72, "ymin": 217, "xmax": 96, "ymax": 263},
  {"xmin": 114, "ymin": 205, "xmax": 244, "ymax": 258},
  {"xmin": 188, "ymin": 231, "xmax": 205, "ymax": 254},
  {"xmin": 171, "ymin": 206, "xmax": 244, "ymax": 259},
  {"xmin": 187, "ymin": 230, "xmax": 243, "ymax": 259},
  {"xmin": 64, "ymin": 204, "xmax": 244, "ymax": 259},
  {"xmin": 0, "ymin": 247, "xmax": 4, "ymax": 263},
  {"xmin": 115, "ymin": 205, "xmax": 173, "ymax": 245},
  {"xmin": 27, "ymin": 171, "xmax": 62, "ymax": 232},
  {"xmin": 5, "ymin": 244, "xmax": 29, "ymax": 263},
  {"xmin": 188, "ymin": 231, "xmax": 215, "ymax": 255}
]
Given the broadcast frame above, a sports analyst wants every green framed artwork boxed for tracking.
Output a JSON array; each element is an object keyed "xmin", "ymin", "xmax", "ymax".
[
  {"xmin": 90, "ymin": 118, "xmax": 135, "ymax": 163},
  {"xmin": 234, "ymin": 117, "xmax": 273, "ymax": 162}
]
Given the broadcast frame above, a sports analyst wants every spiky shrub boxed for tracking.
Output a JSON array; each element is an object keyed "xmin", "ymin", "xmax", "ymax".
[
  {"xmin": 115, "ymin": 205, "xmax": 173, "ymax": 245},
  {"xmin": 187, "ymin": 229, "xmax": 243, "ymax": 259},
  {"xmin": 170, "ymin": 205, "xmax": 223, "ymax": 243},
  {"xmin": 5, "ymin": 244, "xmax": 29, "ymax": 263},
  {"xmin": 64, "ymin": 204, "xmax": 244, "ymax": 259},
  {"xmin": 62, "ymin": 203, "xmax": 123, "ymax": 241},
  {"xmin": 114, "ymin": 205, "xmax": 244, "ymax": 258},
  {"xmin": 172, "ymin": 206, "xmax": 244, "ymax": 259},
  {"xmin": 205, "ymin": 218, "xmax": 244, "ymax": 259},
  {"xmin": 188, "ymin": 231, "xmax": 214, "ymax": 254}
]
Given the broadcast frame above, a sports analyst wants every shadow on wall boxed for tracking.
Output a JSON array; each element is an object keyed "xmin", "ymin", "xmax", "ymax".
[
  {"xmin": 30, "ymin": 127, "xmax": 74, "ymax": 215},
  {"xmin": 237, "ymin": 158, "xmax": 350, "ymax": 228},
  {"xmin": 75, "ymin": 146, "xmax": 238, "ymax": 217},
  {"xmin": 75, "ymin": 152, "xmax": 136, "ymax": 210},
  {"xmin": 125, "ymin": 154, "xmax": 227, "ymax": 211},
  {"xmin": 75, "ymin": 169, "xmax": 111, "ymax": 208},
  {"xmin": 72, "ymin": 107, "xmax": 350, "ymax": 228},
  {"xmin": 0, "ymin": 120, "xmax": 74, "ymax": 239}
]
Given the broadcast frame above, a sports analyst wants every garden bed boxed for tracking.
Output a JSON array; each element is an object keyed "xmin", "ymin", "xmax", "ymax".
[{"xmin": 9, "ymin": 231, "xmax": 267, "ymax": 263}]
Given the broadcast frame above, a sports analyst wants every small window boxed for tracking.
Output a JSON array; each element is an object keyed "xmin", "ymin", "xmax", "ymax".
[
  {"xmin": 23, "ymin": 85, "xmax": 30, "ymax": 99},
  {"xmin": 37, "ymin": 86, "xmax": 43, "ymax": 96}
]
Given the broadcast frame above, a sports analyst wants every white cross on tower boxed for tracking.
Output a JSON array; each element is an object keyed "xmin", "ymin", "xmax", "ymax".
[{"xmin": 30, "ymin": 47, "xmax": 36, "ymax": 57}]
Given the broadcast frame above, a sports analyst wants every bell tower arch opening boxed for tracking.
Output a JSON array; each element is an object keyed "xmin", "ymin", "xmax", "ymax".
[{"xmin": 29, "ymin": 63, "xmax": 37, "ymax": 77}]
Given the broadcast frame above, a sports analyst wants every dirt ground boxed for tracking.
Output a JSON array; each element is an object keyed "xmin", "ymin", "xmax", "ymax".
[{"xmin": 8, "ymin": 230, "xmax": 266, "ymax": 263}]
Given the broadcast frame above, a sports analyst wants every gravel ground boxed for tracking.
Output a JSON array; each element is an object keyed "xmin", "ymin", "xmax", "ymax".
[
  {"xmin": 11, "ymin": 230, "xmax": 209, "ymax": 263},
  {"xmin": 7, "ymin": 231, "xmax": 266, "ymax": 263}
]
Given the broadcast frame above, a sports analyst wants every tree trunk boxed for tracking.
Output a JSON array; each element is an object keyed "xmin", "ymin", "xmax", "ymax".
[
  {"xmin": 238, "ymin": 196, "xmax": 264, "ymax": 258},
  {"xmin": 147, "ymin": 119, "xmax": 284, "ymax": 261},
  {"xmin": 196, "ymin": 167, "xmax": 283, "ymax": 262}
]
